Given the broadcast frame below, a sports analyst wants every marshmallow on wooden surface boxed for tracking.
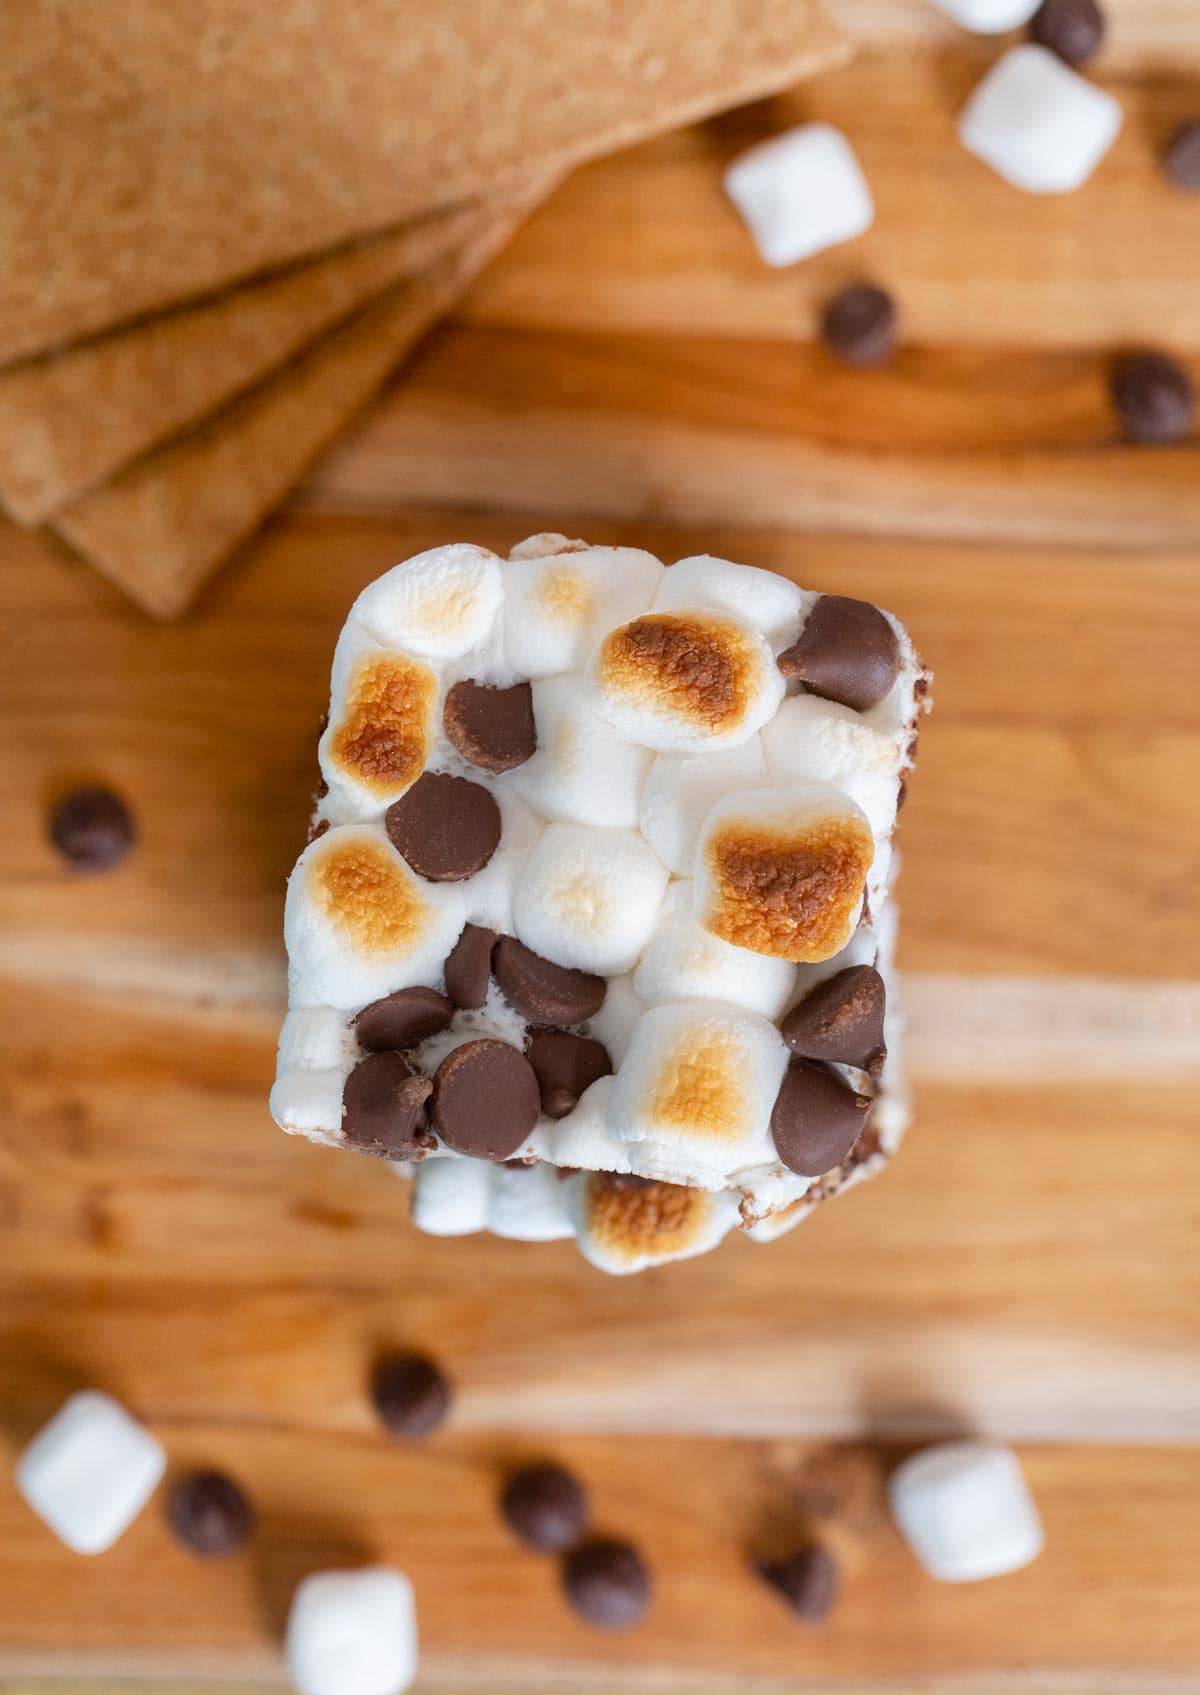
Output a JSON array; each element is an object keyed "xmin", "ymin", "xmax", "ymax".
[
  {"xmin": 319, "ymin": 624, "xmax": 439, "ymax": 820},
  {"xmin": 350, "ymin": 544, "xmax": 503, "ymax": 661},
  {"xmin": 410, "ymin": 1156, "xmax": 491, "ymax": 1236},
  {"xmin": 633, "ymin": 881, "xmax": 796, "ymax": 1020},
  {"xmin": 16, "ymin": 1391, "xmax": 166, "ymax": 1555},
  {"xmin": 513, "ymin": 823, "xmax": 669, "ymax": 975},
  {"xmin": 655, "ymin": 555, "xmax": 809, "ymax": 645},
  {"xmin": 724, "ymin": 124, "xmax": 874, "ymax": 267},
  {"xmin": 761, "ymin": 692, "xmax": 901, "ymax": 840},
  {"xmin": 570, "ymin": 1170, "xmax": 742, "ymax": 1275},
  {"xmin": 638, "ymin": 739, "xmax": 768, "ymax": 876},
  {"xmin": 508, "ymin": 674, "xmax": 652, "ymax": 827},
  {"xmin": 888, "ymin": 1441, "xmax": 1044, "ymax": 1582},
  {"xmin": 487, "ymin": 1162, "xmax": 577, "ymax": 1242},
  {"xmin": 958, "ymin": 45, "xmax": 1122, "ymax": 194},
  {"xmin": 584, "ymin": 976, "xmax": 644, "ymax": 1069},
  {"xmin": 928, "ymin": 0, "xmax": 1040, "ymax": 29},
  {"xmin": 286, "ymin": 1568, "xmax": 418, "ymax": 1695},
  {"xmin": 456, "ymin": 786, "xmax": 544, "ymax": 934},
  {"xmin": 503, "ymin": 545, "xmax": 663, "ymax": 678}
]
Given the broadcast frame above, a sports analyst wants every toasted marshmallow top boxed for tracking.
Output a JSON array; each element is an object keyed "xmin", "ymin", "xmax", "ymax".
[
  {"xmin": 503, "ymin": 545, "xmax": 663, "ymax": 679},
  {"xmin": 571, "ymin": 1172, "xmax": 741, "ymax": 1275},
  {"xmin": 319, "ymin": 629, "xmax": 439, "ymax": 815},
  {"xmin": 350, "ymin": 543, "xmax": 503, "ymax": 660}
]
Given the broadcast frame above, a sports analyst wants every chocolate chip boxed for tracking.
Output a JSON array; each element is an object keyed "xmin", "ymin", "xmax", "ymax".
[
  {"xmin": 354, "ymin": 986, "xmax": 453, "ymax": 1051},
  {"xmin": 758, "ymin": 1545, "xmax": 840, "ymax": 1623},
  {"xmin": 501, "ymin": 1463, "xmax": 589, "ymax": 1551},
  {"xmin": 49, "ymin": 786, "xmax": 136, "ymax": 872},
  {"xmin": 371, "ymin": 1353, "xmax": 452, "ymax": 1437},
  {"xmin": 166, "ymin": 1470, "xmax": 254, "ymax": 1557},
  {"xmin": 525, "ymin": 1031, "xmax": 612, "ymax": 1119},
  {"xmin": 1109, "ymin": 353, "xmax": 1196, "ymax": 445},
  {"xmin": 770, "ymin": 1057, "xmax": 872, "ymax": 1178},
  {"xmin": 562, "ymin": 1539, "xmax": 651, "ymax": 1629},
  {"xmin": 1029, "ymin": 0, "xmax": 1105, "ymax": 65},
  {"xmin": 443, "ymin": 924, "xmax": 497, "ymax": 1010},
  {"xmin": 1164, "ymin": 121, "xmax": 1200, "ymax": 191},
  {"xmin": 443, "ymin": 679, "xmax": 536, "ymax": 772},
  {"xmin": 342, "ymin": 1051, "xmax": 434, "ymax": 1159},
  {"xmin": 385, "ymin": 770, "xmax": 502, "ymax": 882},
  {"xmin": 429, "ymin": 1038, "xmax": 541, "ymax": 1159},
  {"xmin": 777, "ymin": 596, "xmax": 901, "ymax": 713},
  {"xmin": 493, "ymin": 937, "xmax": 607, "ymax": 1024},
  {"xmin": 821, "ymin": 284, "xmax": 896, "ymax": 368},
  {"xmin": 781, "ymin": 966, "xmax": 886, "ymax": 1073}
]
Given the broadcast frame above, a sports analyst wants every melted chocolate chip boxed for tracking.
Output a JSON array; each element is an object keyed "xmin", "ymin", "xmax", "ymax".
[
  {"xmin": 354, "ymin": 986, "xmax": 453, "ymax": 1051},
  {"xmin": 1164, "ymin": 120, "xmax": 1200, "ymax": 191},
  {"xmin": 371, "ymin": 1353, "xmax": 452, "ymax": 1437},
  {"xmin": 443, "ymin": 679, "xmax": 537, "ymax": 772},
  {"xmin": 501, "ymin": 1463, "xmax": 589, "ymax": 1551},
  {"xmin": 821, "ymin": 284, "xmax": 897, "ymax": 368},
  {"xmin": 1109, "ymin": 353, "xmax": 1196, "ymax": 445},
  {"xmin": 443, "ymin": 923, "xmax": 498, "ymax": 1010},
  {"xmin": 770, "ymin": 1057, "xmax": 872, "ymax": 1178},
  {"xmin": 493, "ymin": 937, "xmax": 607, "ymax": 1024},
  {"xmin": 562, "ymin": 1539, "xmax": 651, "ymax": 1629},
  {"xmin": 342, "ymin": 1052, "xmax": 434, "ymax": 1159},
  {"xmin": 777, "ymin": 596, "xmax": 901, "ymax": 713},
  {"xmin": 781, "ymin": 966, "xmax": 886, "ymax": 1073},
  {"xmin": 525, "ymin": 1031, "xmax": 613, "ymax": 1119},
  {"xmin": 49, "ymin": 786, "xmax": 136, "ymax": 871},
  {"xmin": 758, "ymin": 1545, "xmax": 840, "ymax": 1623},
  {"xmin": 1029, "ymin": 0, "xmax": 1105, "ymax": 64},
  {"xmin": 166, "ymin": 1470, "xmax": 254, "ymax": 1557},
  {"xmin": 429, "ymin": 1039, "xmax": 541, "ymax": 1160},
  {"xmin": 385, "ymin": 770, "xmax": 502, "ymax": 881}
]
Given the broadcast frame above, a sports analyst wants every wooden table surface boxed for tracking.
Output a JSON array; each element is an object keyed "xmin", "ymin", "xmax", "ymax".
[{"xmin": 2, "ymin": 3, "xmax": 1199, "ymax": 1689}]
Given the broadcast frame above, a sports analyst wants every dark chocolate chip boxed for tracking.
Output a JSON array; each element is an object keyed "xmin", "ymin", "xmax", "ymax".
[
  {"xmin": 525, "ymin": 1031, "xmax": 612, "ymax": 1119},
  {"xmin": 770, "ymin": 1057, "xmax": 872, "ymax": 1178},
  {"xmin": 1029, "ymin": 0, "xmax": 1105, "ymax": 65},
  {"xmin": 758, "ymin": 1545, "xmax": 840, "ymax": 1623},
  {"xmin": 821, "ymin": 283, "xmax": 897, "ymax": 368},
  {"xmin": 501, "ymin": 1463, "xmax": 589, "ymax": 1551},
  {"xmin": 443, "ymin": 923, "xmax": 498, "ymax": 1010},
  {"xmin": 385, "ymin": 770, "xmax": 502, "ymax": 882},
  {"xmin": 777, "ymin": 595, "xmax": 901, "ymax": 713},
  {"xmin": 429, "ymin": 1038, "xmax": 541, "ymax": 1160},
  {"xmin": 493, "ymin": 937, "xmax": 607, "ymax": 1024},
  {"xmin": 1109, "ymin": 353, "xmax": 1196, "ymax": 445},
  {"xmin": 49, "ymin": 786, "xmax": 136, "ymax": 872},
  {"xmin": 354, "ymin": 986, "xmax": 453, "ymax": 1051},
  {"xmin": 371, "ymin": 1353, "xmax": 452, "ymax": 1437},
  {"xmin": 443, "ymin": 679, "xmax": 537, "ymax": 772},
  {"xmin": 1164, "ymin": 120, "xmax": 1200, "ymax": 191},
  {"xmin": 781, "ymin": 966, "xmax": 886, "ymax": 1072},
  {"xmin": 342, "ymin": 1051, "xmax": 434, "ymax": 1159},
  {"xmin": 166, "ymin": 1470, "xmax": 254, "ymax": 1557},
  {"xmin": 561, "ymin": 1539, "xmax": 651, "ymax": 1629}
]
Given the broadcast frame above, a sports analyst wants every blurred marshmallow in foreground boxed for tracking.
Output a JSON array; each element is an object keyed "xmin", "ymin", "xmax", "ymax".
[
  {"xmin": 724, "ymin": 124, "xmax": 874, "ymax": 267},
  {"xmin": 958, "ymin": 45, "xmax": 1122, "ymax": 193},
  {"xmin": 15, "ymin": 1390, "xmax": 166, "ymax": 1555},
  {"xmin": 286, "ymin": 1568, "xmax": 418, "ymax": 1695},
  {"xmin": 928, "ymin": 0, "xmax": 1040, "ymax": 30},
  {"xmin": 888, "ymin": 1440, "xmax": 1044, "ymax": 1582}
]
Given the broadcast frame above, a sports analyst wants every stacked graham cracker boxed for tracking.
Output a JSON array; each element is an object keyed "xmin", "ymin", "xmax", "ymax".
[{"xmin": 0, "ymin": 0, "xmax": 845, "ymax": 618}]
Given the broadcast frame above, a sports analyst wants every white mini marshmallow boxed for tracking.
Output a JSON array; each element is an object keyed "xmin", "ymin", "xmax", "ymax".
[
  {"xmin": 928, "ymin": 0, "xmax": 1040, "ymax": 29},
  {"xmin": 350, "ymin": 543, "xmax": 503, "ymax": 660},
  {"xmin": 584, "ymin": 976, "xmax": 644, "ymax": 1068},
  {"xmin": 545, "ymin": 1077, "xmax": 637, "ymax": 1174},
  {"xmin": 16, "ymin": 1391, "xmax": 166, "ymax": 1555},
  {"xmin": 888, "ymin": 1441, "xmax": 1045, "ymax": 1582},
  {"xmin": 655, "ymin": 555, "xmax": 809, "ymax": 646},
  {"xmin": 410, "ymin": 1156, "xmax": 491, "ymax": 1236},
  {"xmin": 457, "ymin": 786, "xmax": 544, "ymax": 934},
  {"xmin": 639, "ymin": 740, "xmax": 768, "ymax": 876},
  {"xmin": 503, "ymin": 545, "xmax": 663, "ymax": 678},
  {"xmin": 569, "ymin": 1171, "xmax": 743, "ymax": 1275},
  {"xmin": 318, "ymin": 624, "xmax": 440, "ymax": 822},
  {"xmin": 958, "ymin": 45, "xmax": 1122, "ymax": 194},
  {"xmin": 724, "ymin": 123, "xmax": 874, "ymax": 267},
  {"xmin": 761, "ymin": 693, "xmax": 900, "ymax": 841},
  {"xmin": 487, "ymin": 1162, "xmax": 577, "ymax": 1242},
  {"xmin": 513, "ymin": 824, "xmax": 669, "ymax": 975},
  {"xmin": 277, "ymin": 1007, "xmax": 358, "ymax": 1073},
  {"xmin": 269, "ymin": 1068, "xmax": 349, "ymax": 1144},
  {"xmin": 286, "ymin": 1568, "xmax": 418, "ymax": 1695},
  {"xmin": 633, "ymin": 881, "xmax": 796, "ymax": 1020},
  {"xmin": 508, "ymin": 674, "xmax": 651, "ymax": 827}
]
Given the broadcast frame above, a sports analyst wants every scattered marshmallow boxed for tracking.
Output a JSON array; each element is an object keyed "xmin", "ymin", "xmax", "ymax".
[
  {"xmin": 638, "ymin": 740, "xmax": 768, "ymax": 876},
  {"xmin": 508, "ymin": 674, "xmax": 652, "ymax": 827},
  {"xmin": 350, "ymin": 544, "xmax": 503, "ymax": 661},
  {"xmin": 654, "ymin": 555, "xmax": 809, "ymax": 645},
  {"xmin": 927, "ymin": 0, "xmax": 1040, "ymax": 30},
  {"xmin": 724, "ymin": 123, "xmax": 874, "ymax": 267},
  {"xmin": 633, "ymin": 881, "xmax": 796, "ymax": 1020},
  {"xmin": 570, "ymin": 1170, "xmax": 742, "ymax": 1275},
  {"xmin": 410, "ymin": 1156, "xmax": 491, "ymax": 1236},
  {"xmin": 487, "ymin": 1162, "xmax": 577, "ymax": 1241},
  {"xmin": 513, "ymin": 824, "xmax": 669, "ymax": 975},
  {"xmin": 583, "ymin": 976, "xmax": 645, "ymax": 1069},
  {"xmin": 888, "ymin": 1441, "xmax": 1045, "ymax": 1582},
  {"xmin": 15, "ymin": 1390, "xmax": 166, "ymax": 1555},
  {"xmin": 958, "ymin": 45, "xmax": 1122, "ymax": 194},
  {"xmin": 503, "ymin": 545, "xmax": 663, "ymax": 678},
  {"xmin": 285, "ymin": 1568, "xmax": 418, "ymax": 1695}
]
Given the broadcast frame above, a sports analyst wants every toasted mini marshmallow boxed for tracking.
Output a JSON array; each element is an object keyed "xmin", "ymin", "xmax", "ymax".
[
  {"xmin": 570, "ymin": 1171, "xmax": 742, "ymax": 1275},
  {"xmin": 655, "ymin": 555, "xmax": 809, "ymax": 646},
  {"xmin": 269, "ymin": 1068, "xmax": 349, "ymax": 1145},
  {"xmin": 508, "ymin": 674, "xmax": 651, "ymax": 827},
  {"xmin": 693, "ymin": 786, "xmax": 873, "ymax": 963},
  {"xmin": 503, "ymin": 545, "xmax": 663, "ymax": 679},
  {"xmin": 285, "ymin": 824, "xmax": 466, "ymax": 1009},
  {"xmin": 589, "ymin": 612, "xmax": 784, "ymax": 753},
  {"xmin": 584, "ymin": 976, "xmax": 644, "ymax": 1068},
  {"xmin": 761, "ymin": 693, "xmax": 901, "ymax": 841},
  {"xmin": 513, "ymin": 824, "xmax": 669, "ymax": 975},
  {"xmin": 456, "ymin": 786, "xmax": 544, "ymax": 934},
  {"xmin": 276, "ymin": 1007, "xmax": 358, "ymax": 1073},
  {"xmin": 633, "ymin": 882, "xmax": 796, "ymax": 1020},
  {"xmin": 410, "ymin": 1156, "xmax": 491, "ymax": 1236},
  {"xmin": 486, "ymin": 1162, "xmax": 577, "ymax": 1242},
  {"xmin": 319, "ymin": 625, "xmax": 439, "ymax": 819},
  {"xmin": 638, "ymin": 739, "xmax": 768, "ymax": 876},
  {"xmin": 348, "ymin": 543, "xmax": 503, "ymax": 661}
]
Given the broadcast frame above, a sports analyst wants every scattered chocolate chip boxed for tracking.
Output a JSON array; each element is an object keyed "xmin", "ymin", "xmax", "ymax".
[
  {"xmin": 821, "ymin": 284, "xmax": 896, "ymax": 368},
  {"xmin": 777, "ymin": 596, "xmax": 901, "ymax": 713},
  {"xmin": 525, "ymin": 1031, "xmax": 612, "ymax": 1119},
  {"xmin": 770, "ymin": 1057, "xmax": 872, "ymax": 1178},
  {"xmin": 781, "ymin": 966, "xmax": 886, "ymax": 1073},
  {"xmin": 354, "ymin": 986, "xmax": 453, "ymax": 1051},
  {"xmin": 1109, "ymin": 352, "xmax": 1196, "ymax": 445},
  {"xmin": 371, "ymin": 1353, "xmax": 452, "ymax": 1437},
  {"xmin": 501, "ymin": 1463, "xmax": 589, "ymax": 1551},
  {"xmin": 443, "ymin": 679, "xmax": 537, "ymax": 772},
  {"xmin": 443, "ymin": 923, "xmax": 498, "ymax": 1010},
  {"xmin": 166, "ymin": 1470, "xmax": 254, "ymax": 1557},
  {"xmin": 429, "ymin": 1038, "xmax": 541, "ymax": 1159},
  {"xmin": 49, "ymin": 786, "xmax": 136, "ymax": 872},
  {"xmin": 342, "ymin": 1052, "xmax": 434, "ymax": 1159},
  {"xmin": 758, "ymin": 1545, "xmax": 840, "ymax": 1623},
  {"xmin": 562, "ymin": 1539, "xmax": 651, "ymax": 1629},
  {"xmin": 493, "ymin": 937, "xmax": 607, "ymax": 1024},
  {"xmin": 1029, "ymin": 0, "xmax": 1104, "ymax": 64},
  {"xmin": 1164, "ymin": 120, "xmax": 1200, "ymax": 191},
  {"xmin": 385, "ymin": 770, "xmax": 502, "ymax": 882}
]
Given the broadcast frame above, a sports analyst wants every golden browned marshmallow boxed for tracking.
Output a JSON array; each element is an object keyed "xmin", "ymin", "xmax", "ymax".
[
  {"xmin": 320, "ymin": 643, "xmax": 437, "ymax": 812},
  {"xmin": 693, "ymin": 786, "xmax": 873, "ymax": 963},
  {"xmin": 571, "ymin": 1171, "xmax": 741, "ymax": 1274}
]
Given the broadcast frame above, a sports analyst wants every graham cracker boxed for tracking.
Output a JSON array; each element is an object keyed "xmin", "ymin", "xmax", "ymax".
[
  {"xmin": 0, "ymin": 205, "xmax": 490, "ymax": 526},
  {"xmin": 0, "ymin": 0, "xmax": 846, "ymax": 365},
  {"xmin": 53, "ymin": 196, "xmax": 539, "ymax": 622}
]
